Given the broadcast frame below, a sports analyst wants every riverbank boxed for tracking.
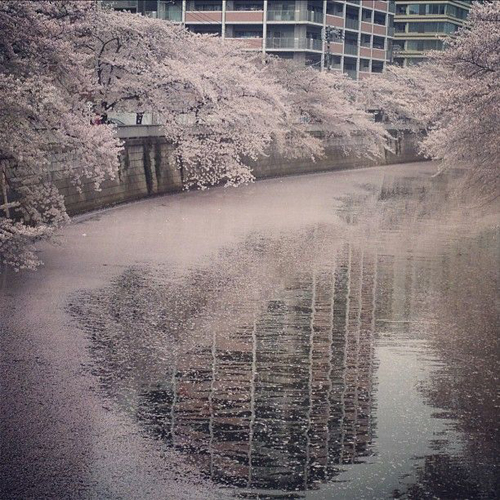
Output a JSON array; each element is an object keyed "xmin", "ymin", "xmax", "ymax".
[{"xmin": 53, "ymin": 127, "xmax": 424, "ymax": 215}]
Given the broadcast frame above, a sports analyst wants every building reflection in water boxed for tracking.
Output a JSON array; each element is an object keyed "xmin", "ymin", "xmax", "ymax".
[{"xmin": 127, "ymin": 241, "xmax": 379, "ymax": 496}]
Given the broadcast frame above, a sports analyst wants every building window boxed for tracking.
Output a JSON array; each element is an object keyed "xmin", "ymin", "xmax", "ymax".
[
  {"xmin": 372, "ymin": 60, "xmax": 384, "ymax": 73},
  {"xmin": 373, "ymin": 36, "xmax": 385, "ymax": 49},
  {"xmin": 362, "ymin": 8, "xmax": 372, "ymax": 22},
  {"xmin": 158, "ymin": 1, "xmax": 182, "ymax": 21},
  {"xmin": 361, "ymin": 33, "xmax": 371, "ymax": 47},
  {"xmin": 395, "ymin": 22, "xmax": 406, "ymax": 33},
  {"xmin": 193, "ymin": 1, "xmax": 222, "ymax": 11},
  {"xmin": 406, "ymin": 39, "xmax": 444, "ymax": 51},
  {"xmin": 374, "ymin": 11, "xmax": 386, "ymax": 26},
  {"xmin": 327, "ymin": 1, "xmax": 344, "ymax": 16},
  {"xmin": 407, "ymin": 3, "xmax": 446, "ymax": 16},
  {"xmin": 360, "ymin": 58, "xmax": 370, "ymax": 71},
  {"xmin": 343, "ymin": 57, "xmax": 357, "ymax": 70},
  {"xmin": 393, "ymin": 40, "xmax": 405, "ymax": 51},
  {"xmin": 396, "ymin": 4, "xmax": 407, "ymax": 15},
  {"xmin": 408, "ymin": 22, "xmax": 459, "ymax": 34},
  {"xmin": 233, "ymin": 1, "xmax": 264, "ymax": 10},
  {"xmin": 326, "ymin": 2, "xmax": 344, "ymax": 17},
  {"xmin": 447, "ymin": 5, "xmax": 468, "ymax": 20},
  {"xmin": 234, "ymin": 30, "xmax": 263, "ymax": 38},
  {"xmin": 327, "ymin": 54, "xmax": 342, "ymax": 69}
]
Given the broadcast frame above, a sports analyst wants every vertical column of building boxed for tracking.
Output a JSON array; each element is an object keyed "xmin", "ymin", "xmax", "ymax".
[
  {"xmin": 339, "ymin": 245, "xmax": 364, "ymax": 464},
  {"xmin": 262, "ymin": 0, "xmax": 268, "ymax": 55},
  {"xmin": 221, "ymin": 0, "xmax": 226, "ymax": 38},
  {"xmin": 321, "ymin": 0, "xmax": 327, "ymax": 71},
  {"xmin": 324, "ymin": 1, "xmax": 345, "ymax": 73}
]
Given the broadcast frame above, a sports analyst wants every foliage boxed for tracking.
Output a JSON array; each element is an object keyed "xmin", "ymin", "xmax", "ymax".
[
  {"xmin": 263, "ymin": 58, "xmax": 389, "ymax": 161},
  {"xmin": 360, "ymin": 1, "xmax": 499, "ymax": 201},
  {"xmin": 0, "ymin": 1, "xmax": 122, "ymax": 270},
  {"xmin": 88, "ymin": 10, "xmax": 288, "ymax": 189},
  {"xmin": 357, "ymin": 62, "xmax": 445, "ymax": 133},
  {"xmin": 421, "ymin": 1, "xmax": 500, "ymax": 200},
  {"xmin": 1, "ymin": 1, "xmax": 391, "ymax": 271}
]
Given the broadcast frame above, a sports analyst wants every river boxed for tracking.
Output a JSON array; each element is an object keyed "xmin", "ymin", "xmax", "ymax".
[{"xmin": 1, "ymin": 162, "xmax": 498, "ymax": 499}]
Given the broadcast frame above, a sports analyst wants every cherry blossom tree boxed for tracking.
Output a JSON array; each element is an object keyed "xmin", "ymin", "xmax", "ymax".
[
  {"xmin": 356, "ymin": 62, "xmax": 445, "ymax": 134},
  {"xmin": 88, "ymin": 11, "xmax": 389, "ymax": 189},
  {"xmin": 0, "ymin": 1, "xmax": 122, "ymax": 271},
  {"xmin": 88, "ymin": 9, "xmax": 290, "ymax": 189},
  {"xmin": 262, "ymin": 58, "xmax": 389, "ymax": 162},
  {"xmin": 360, "ymin": 1, "xmax": 499, "ymax": 201},
  {"xmin": 0, "ymin": 1, "xmax": 394, "ymax": 272},
  {"xmin": 420, "ymin": 1, "xmax": 500, "ymax": 201}
]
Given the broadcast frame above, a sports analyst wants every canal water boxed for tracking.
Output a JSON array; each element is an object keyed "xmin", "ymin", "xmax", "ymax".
[{"xmin": 68, "ymin": 165, "xmax": 499, "ymax": 499}]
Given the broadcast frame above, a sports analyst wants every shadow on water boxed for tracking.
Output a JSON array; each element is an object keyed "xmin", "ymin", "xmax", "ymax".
[{"xmin": 69, "ymin": 170, "xmax": 499, "ymax": 499}]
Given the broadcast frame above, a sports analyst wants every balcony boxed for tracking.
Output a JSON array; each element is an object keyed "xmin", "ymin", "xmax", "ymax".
[
  {"xmin": 306, "ymin": 38, "xmax": 323, "ymax": 51},
  {"xmin": 267, "ymin": 10, "xmax": 297, "ymax": 21},
  {"xmin": 266, "ymin": 37, "xmax": 322, "ymax": 51}
]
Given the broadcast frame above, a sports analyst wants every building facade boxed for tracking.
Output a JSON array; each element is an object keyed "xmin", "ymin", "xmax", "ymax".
[
  {"xmin": 393, "ymin": 1, "xmax": 472, "ymax": 66},
  {"xmin": 102, "ymin": 0, "xmax": 396, "ymax": 80}
]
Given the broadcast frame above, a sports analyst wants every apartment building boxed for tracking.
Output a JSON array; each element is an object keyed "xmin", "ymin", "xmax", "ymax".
[
  {"xmin": 393, "ymin": 1, "xmax": 472, "ymax": 66},
  {"xmin": 102, "ymin": 1, "xmax": 396, "ymax": 80}
]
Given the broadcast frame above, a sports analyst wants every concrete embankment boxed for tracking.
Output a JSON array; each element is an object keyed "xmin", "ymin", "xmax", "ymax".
[{"xmin": 54, "ymin": 126, "xmax": 424, "ymax": 215}]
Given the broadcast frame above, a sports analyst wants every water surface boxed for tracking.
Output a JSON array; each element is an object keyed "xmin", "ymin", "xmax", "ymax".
[{"xmin": 70, "ymin": 166, "xmax": 499, "ymax": 498}]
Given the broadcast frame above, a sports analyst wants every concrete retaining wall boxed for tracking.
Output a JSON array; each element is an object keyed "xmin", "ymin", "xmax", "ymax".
[{"xmin": 59, "ymin": 129, "xmax": 424, "ymax": 215}]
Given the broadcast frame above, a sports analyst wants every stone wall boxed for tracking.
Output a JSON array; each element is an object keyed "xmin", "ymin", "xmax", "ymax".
[{"xmin": 60, "ymin": 128, "xmax": 425, "ymax": 215}]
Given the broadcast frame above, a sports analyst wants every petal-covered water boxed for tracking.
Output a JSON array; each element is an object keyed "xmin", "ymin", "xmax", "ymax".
[{"xmin": 67, "ymin": 166, "xmax": 499, "ymax": 499}]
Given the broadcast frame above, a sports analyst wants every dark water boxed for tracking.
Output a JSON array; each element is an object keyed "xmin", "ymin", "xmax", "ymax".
[{"xmin": 71, "ymin": 171, "xmax": 499, "ymax": 499}]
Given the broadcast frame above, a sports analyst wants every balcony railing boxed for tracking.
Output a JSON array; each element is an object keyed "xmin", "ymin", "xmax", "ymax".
[
  {"xmin": 345, "ymin": 17, "xmax": 360, "ymax": 30},
  {"xmin": 267, "ymin": 10, "xmax": 297, "ymax": 21},
  {"xmin": 344, "ymin": 43, "xmax": 359, "ymax": 55},
  {"xmin": 306, "ymin": 10, "xmax": 323, "ymax": 23},
  {"xmin": 266, "ymin": 37, "xmax": 322, "ymax": 51},
  {"xmin": 306, "ymin": 38, "xmax": 323, "ymax": 51}
]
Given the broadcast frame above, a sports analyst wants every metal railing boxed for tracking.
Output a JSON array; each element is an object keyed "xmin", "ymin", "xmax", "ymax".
[
  {"xmin": 306, "ymin": 10, "xmax": 323, "ymax": 23},
  {"xmin": 306, "ymin": 38, "xmax": 323, "ymax": 51},
  {"xmin": 266, "ymin": 37, "xmax": 322, "ymax": 51},
  {"xmin": 267, "ymin": 10, "xmax": 297, "ymax": 21}
]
